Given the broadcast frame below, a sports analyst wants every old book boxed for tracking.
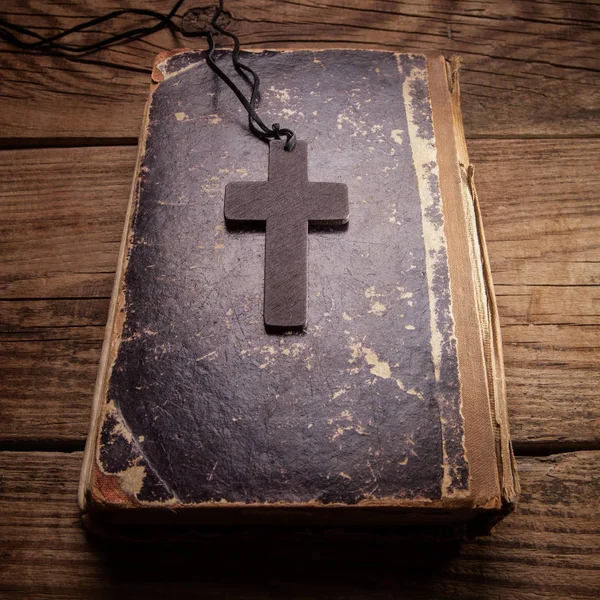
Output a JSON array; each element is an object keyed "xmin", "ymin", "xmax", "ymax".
[{"xmin": 79, "ymin": 49, "xmax": 519, "ymax": 537}]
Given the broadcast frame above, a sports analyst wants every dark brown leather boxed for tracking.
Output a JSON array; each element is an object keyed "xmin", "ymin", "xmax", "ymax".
[{"xmin": 88, "ymin": 50, "xmax": 485, "ymax": 515}]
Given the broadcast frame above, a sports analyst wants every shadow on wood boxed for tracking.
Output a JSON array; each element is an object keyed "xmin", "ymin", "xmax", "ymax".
[{"xmin": 90, "ymin": 530, "xmax": 463, "ymax": 598}]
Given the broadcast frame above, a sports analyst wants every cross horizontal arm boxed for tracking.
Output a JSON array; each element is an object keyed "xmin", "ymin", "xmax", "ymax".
[
  {"xmin": 306, "ymin": 182, "xmax": 349, "ymax": 224},
  {"xmin": 224, "ymin": 181, "xmax": 272, "ymax": 223}
]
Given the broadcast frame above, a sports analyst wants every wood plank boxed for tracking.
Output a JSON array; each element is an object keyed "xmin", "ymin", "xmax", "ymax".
[
  {"xmin": 2, "ymin": 141, "xmax": 598, "ymax": 296},
  {"xmin": 496, "ymin": 285, "xmax": 599, "ymax": 327},
  {"xmin": 0, "ymin": 146, "xmax": 134, "ymax": 299},
  {"xmin": 0, "ymin": 297, "xmax": 109, "ymax": 336},
  {"xmin": 0, "ymin": 0, "xmax": 599, "ymax": 142},
  {"xmin": 0, "ymin": 140, "xmax": 598, "ymax": 447},
  {"xmin": 0, "ymin": 299, "xmax": 105, "ymax": 446},
  {"xmin": 0, "ymin": 339, "xmax": 101, "ymax": 445},
  {"xmin": 470, "ymin": 140, "xmax": 600, "ymax": 287},
  {"xmin": 469, "ymin": 139, "xmax": 600, "ymax": 451},
  {"xmin": 0, "ymin": 450, "xmax": 598, "ymax": 598}
]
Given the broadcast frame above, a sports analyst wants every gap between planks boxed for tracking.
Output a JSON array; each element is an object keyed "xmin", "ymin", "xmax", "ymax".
[
  {"xmin": 2, "ymin": 441, "xmax": 600, "ymax": 457},
  {"xmin": 1, "ymin": 133, "xmax": 600, "ymax": 153}
]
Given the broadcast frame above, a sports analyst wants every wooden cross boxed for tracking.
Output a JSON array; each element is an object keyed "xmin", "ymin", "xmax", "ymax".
[{"xmin": 224, "ymin": 140, "xmax": 349, "ymax": 332}]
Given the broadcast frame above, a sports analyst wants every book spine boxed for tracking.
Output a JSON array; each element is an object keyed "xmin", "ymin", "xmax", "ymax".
[{"xmin": 446, "ymin": 56, "xmax": 520, "ymax": 507}]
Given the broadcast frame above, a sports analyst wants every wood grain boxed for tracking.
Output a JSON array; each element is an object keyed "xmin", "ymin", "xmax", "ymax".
[
  {"xmin": 0, "ymin": 140, "xmax": 598, "ymax": 448},
  {"xmin": 0, "ymin": 146, "xmax": 135, "ymax": 299},
  {"xmin": 470, "ymin": 139, "xmax": 600, "ymax": 452},
  {"xmin": 0, "ymin": 450, "xmax": 598, "ymax": 599},
  {"xmin": 0, "ymin": 299, "xmax": 107, "ymax": 445},
  {"xmin": 0, "ymin": 0, "xmax": 598, "ymax": 143}
]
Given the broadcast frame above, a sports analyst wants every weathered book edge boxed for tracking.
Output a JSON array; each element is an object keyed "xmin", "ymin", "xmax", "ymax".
[
  {"xmin": 77, "ymin": 57, "xmax": 160, "ymax": 517},
  {"xmin": 444, "ymin": 55, "xmax": 519, "ymax": 509}
]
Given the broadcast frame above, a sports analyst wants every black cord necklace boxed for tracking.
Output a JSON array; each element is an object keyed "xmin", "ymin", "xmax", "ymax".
[{"xmin": 0, "ymin": 0, "xmax": 295, "ymax": 150}]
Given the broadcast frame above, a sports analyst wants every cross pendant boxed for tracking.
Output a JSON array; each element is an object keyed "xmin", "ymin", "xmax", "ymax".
[{"xmin": 224, "ymin": 140, "xmax": 349, "ymax": 332}]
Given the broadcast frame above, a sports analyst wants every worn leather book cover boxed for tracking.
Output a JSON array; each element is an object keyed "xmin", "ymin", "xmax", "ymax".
[{"xmin": 79, "ymin": 49, "xmax": 519, "ymax": 537}]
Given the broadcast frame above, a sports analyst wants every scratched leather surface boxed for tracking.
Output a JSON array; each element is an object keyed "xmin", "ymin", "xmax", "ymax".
[{"xmin": 101, "ymin": 50, "xmax": 467, "ymax": 505}]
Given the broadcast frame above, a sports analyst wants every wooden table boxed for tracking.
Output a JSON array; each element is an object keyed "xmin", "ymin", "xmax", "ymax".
[{"xmin": 1, "ymin": 2, "xmax": 598, "ymax": 598}]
